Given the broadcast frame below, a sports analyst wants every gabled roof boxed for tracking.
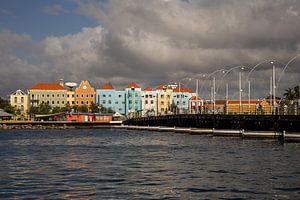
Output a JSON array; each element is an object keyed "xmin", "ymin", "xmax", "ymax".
[
  {"xmin": 156, "ymin": 84, "xmax": 169, "ymax": 90},
  {"xmin": 11, "ymin": 89, "xmax": 26, "ymax": 95},
  {"xmin": 190, "ymin": 96, "xmax": 202, "ymax": 100},
  {"xmin": 30, "ymin": 83, "xmax": 64, "ymax": 90},
  {"xmin": 143, "ymin": 87, "xmax": 153, "ymax": 91},
  {"xmin": 100, "ymin": 83, "xmax": 114, "ymax": 90},
  {"xmin": 127, "ymin": 82, "xmax": 140, "ymax": 88},
  {"xmin": 173, "ymin": 87, "xmax": 193, "ymax": 93}
]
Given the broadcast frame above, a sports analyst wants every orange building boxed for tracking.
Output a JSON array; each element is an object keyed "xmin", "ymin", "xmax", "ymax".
[{"xmin": 74, "ymin": 80, "xmax": 96, "ymax": 107}]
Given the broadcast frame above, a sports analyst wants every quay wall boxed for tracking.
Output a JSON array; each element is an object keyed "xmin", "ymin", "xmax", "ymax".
[{"xmin": 124, "ymin": 114, "xmax": 300, "ymax": 132}]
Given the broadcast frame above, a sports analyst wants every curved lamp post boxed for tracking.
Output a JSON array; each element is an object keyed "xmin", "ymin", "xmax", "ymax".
[{"xmin": 199, "ymin": 69, "xmax": 227, "ymax": 114}]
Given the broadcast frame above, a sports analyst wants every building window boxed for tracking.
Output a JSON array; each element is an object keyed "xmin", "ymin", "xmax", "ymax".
[
  {"xmin": 135, "ymin": 100, "xmax": 138, "ymax": 104},
  {"xmin": 21, "ymin": 97, "xmax": 24, "ymax": 103},
  {"xmin": 86, "ymin": 101, "xmax": 89, "ymax": 105},
  {"xmin": 57, "ymin": 94, "xmax": 60, "ymax": 97},
  {"xmin": 14, "ymin": 97, "xmax": 17, "ymax": 103},
  {"xmin": 108, "ymin": 94, "xmax": 111, "ymax": 97},
  {"xmin": 47, "ymin": 94, "xmax": 50, "ymax": 97},
  {"xmin": 67, "ymin": 94, "xmax": 69, "ymax": 98},
  {"xmin": 76, "ymin": 101, "xmax": 78, "ymax": 104},
  {"xmin": 32, "ymin": 94, "xmax": 34, "ymax": 98},
  {"xmin": 86, "ymin": 94, "xmax": 89, "ymax": 98},
  {"xmin": 81, "ymin": 101, "xmax": 84, "ymax": 105},
  {"xmin": 161, "ymin": 101, "xmax": 164, "ymax": 105},
  {"xmin": 91, "ymin": 94, "xmax": 93, "ymax": 98},
  {"xmin": 72, "ymin": 94, "xmax": 74, "ymax": 98},
  {"xmin": 108, "ymin": 100, "xmax": 111, "ymax": 104},
  {"xmin": 103, "ymin": 94, "xmax": 106, "ymax": 97},
  {"xmin": 151, "ymin": 100, "xmax": 154, "ymax": 104},
  {"xmin": 118, "ymin": 95, "xmax": 122, "ymax": 98},
  {"xmin": 135, "ymin": 93, "xmax": 138, "ymax": 97},
  {"xmin": 57, "ymin": 101, "xmax": 59, "ymax": 104},
  {"xmin": 119, "ymin": 108, "xmax": 122, "ymax": 111},
  {"xmin": 91, "ymin": 101, "xmax": 93, "ymax": 104},
  {"xmin": 81, "ymin": 94, "xmax": 84, "ymax": 98},
  {"xmin": 161, "ymin": 95, "xmax": 163, "ymax": 98},
  {"xmin": 42, "ymin": 101, "xmax": 45, "ymax": 103},
  {"xmin": 52, "ymin": 101, "xmax": 54, "ymax": 105},
  {"xmin": 47, "ymin": 101, "xmax": 50, "ymax": 104},
  {"xmin": 177, "ymin": 95, "xmax": 180, "ymax": 98},
  {"xmin": 76, "ymin": 94, "xmax": 79, "ymax": 98},
  {"xmin": 62, "ymin": 101, "xmax": 64, "ymax": 104},
  {"xmin": 62, "ymin": 94, "xmax": 65, "ymax": 97},
  {"xmin": 52, "ymin": 94, "xmax": 55, "ymax": 97},
  {"xmin": 129, "ymin": 100, "xmax": 132, "ymax": 104},
  {"xmin": 149, "ymin": 95, "xmax": 152, "ymax": 98},
  {"xmin": 102, "ymin": 100, "xmax": 106, "ymax": 104},
  {"xmin": 72, "ymin": 101, "xmax": 75, "ymax": 104},
  {"xmin": 145, "ymin": 100, "xmax": 148, "ymax": 104},
  {"xmin": 145, "ymin": 95, "xmax": 148, "ymax": 98},
  {"xmin": 42, "ymin": 94, "xmax": 45, "ymax": 97},
  {"xmin": 115, "ymin": 101, "xmax": 118, "ymax": 104}
]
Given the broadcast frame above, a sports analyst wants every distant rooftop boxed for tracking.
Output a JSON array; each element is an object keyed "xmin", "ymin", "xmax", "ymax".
[{"xmin": 30, "ymin": 83, "xmax": 64, "ymax": 90}]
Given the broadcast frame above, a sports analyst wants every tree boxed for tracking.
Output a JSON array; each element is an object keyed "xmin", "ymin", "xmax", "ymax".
[
  {"xmin": 89, "ymin": 102, "xmax": 99, "ymax": 113},
  {"xmin": 0, "ymin": 97, "xmax": 14, "ymax": 113},
  {"xmin": 284, "ymin": 87, "xmax": 295, "ymax": 100}
]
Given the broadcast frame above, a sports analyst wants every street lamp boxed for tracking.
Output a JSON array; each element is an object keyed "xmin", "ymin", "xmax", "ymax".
[{"xmin": 199, "ymin": 69, "xmax": 227, "ymax": 114}]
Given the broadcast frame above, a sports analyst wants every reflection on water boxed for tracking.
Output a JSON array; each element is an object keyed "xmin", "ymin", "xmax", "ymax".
[{"xmin": 0, "ymin": 129, "xmax": 300, "ymax": 199}]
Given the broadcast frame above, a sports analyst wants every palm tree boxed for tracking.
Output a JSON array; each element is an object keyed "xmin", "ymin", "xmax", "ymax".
[{"xmin": 284, "ymin": 87, "xmax": 294, "ymax": 100}]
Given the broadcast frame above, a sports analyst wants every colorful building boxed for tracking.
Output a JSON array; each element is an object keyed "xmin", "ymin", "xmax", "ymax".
[
  {"xmin": 156, "ymin": 84, "xmax": 173, "ymax": 115},
  {"xmin": 173, "ymin": 86, "xmax": 194, "ymax": 113},
  {"xmin": 28, "ymin": 82, "xmax": 67, "ymax": 108},
  {"xmin": 66, "ymin": 91, "xmax": 75, "ymax": 106},
  {"xmin": 189, "ymin": 96, "xmax": 203, "ymax": 113},
  {"xmin": 96, "ymin": 83, "xmax": 126, "ymax": 115},
  {"xmin": 10, "ymin": 89, "xmax": 28, "ymax": 116},
  {"xmin": 141, "ymin": 87, "xmax": 157, "ymax": 116},
  {"xmin": 74, "ymin": 80, "xmax": 96, "ymax": 107},
  {"xmin": 65, "ymin": 113, "xmax": 112, "ymax": 122},
  {"xmin": 125, "ymin": 82, "xmax": 142, "ymax": 117}
]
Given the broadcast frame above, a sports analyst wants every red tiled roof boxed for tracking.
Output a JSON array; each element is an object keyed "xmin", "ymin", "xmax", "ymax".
[
  {"xmin": 156, "ymin": 84, "xmax": 167, "ymax": 90},
  {"xmin": 190, "ymin": 96, "xmax": 201, "ymax": 100},
  {"xmin": 173, "ymin": 87, "xmax": 193, "ymax": 93},
  {"xmin": 100, "ymin": 83, "xmax": 114, "ymax": 90},
  {"xmin": 31, "ymin": 83, "xmax": 64, "ymax": 90},
  {"xmin": 127, "ymin": 82, "xmax": 140, "ymax": 88},
  {"xmin": 143, "ymin": 87, "xmax": 153, "ymax": 91}
]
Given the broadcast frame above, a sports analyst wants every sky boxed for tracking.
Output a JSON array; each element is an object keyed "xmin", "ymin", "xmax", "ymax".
[{"xmin": 0, "ymin": 0, "xmax": 300, "ymax": 100}]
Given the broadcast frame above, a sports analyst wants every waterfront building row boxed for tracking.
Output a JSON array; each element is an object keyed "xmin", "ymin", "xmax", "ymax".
[
  {"xmin": 10, "ymin": 79, "xmax": 276, "ymax": 117},
  {"xmin": 10, "ymin": 79, "xmax": 200, "ymax": 117}
]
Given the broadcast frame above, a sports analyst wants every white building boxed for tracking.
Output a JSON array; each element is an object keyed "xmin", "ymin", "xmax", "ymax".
[
  {"xmin": 10, "ymin": 89, "xmax": 28, "ymax": 115},
  {"xmin": 141, "ymin": 87, "xmax": 157, "ymax": 116}
]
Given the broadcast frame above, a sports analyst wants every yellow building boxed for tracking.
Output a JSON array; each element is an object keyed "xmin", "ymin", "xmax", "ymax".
[
  {"xmin": 10, "ymin": 89, "xmax": 28, "ymax": 117},
  {"xmin": 74, "ymin": 80, "xmax": 96, "ymax": 107},
  {"xmin": 67, "ymin": 91, "xmax": 75, "ymax": 106},
  {"xmin": 226, "ymin": 99, "xmax": 271, "ymax": 114},
  {"xmin": 156, "ymin": 84, "xmax": 173, "ymax": 115}
]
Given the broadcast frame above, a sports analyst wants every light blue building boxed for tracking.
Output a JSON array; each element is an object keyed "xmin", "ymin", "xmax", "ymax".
[
  {"xmin": 172, "ymin": 87, "xmax": 194, "ymax": 113},
  {"xmin": 96, "ymin": 83, "xmax": 126, "ymax": 115},
  {"xmin": 125, "ymin": 82, "xmax": 142, "ymax": 117}
]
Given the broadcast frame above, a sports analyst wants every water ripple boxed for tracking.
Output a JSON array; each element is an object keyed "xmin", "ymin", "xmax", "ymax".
[{"xmin": 0, "ymin": 129, "xmax": 300, "ymax": 199}]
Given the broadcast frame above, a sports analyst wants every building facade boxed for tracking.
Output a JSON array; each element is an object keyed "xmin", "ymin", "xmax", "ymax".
[
  {"xmin": 156, "ymin": 84, "xmax": 173, "ymax": 115},
  {"xmin": 96, "ymin": 83, "xmax": 126, "ymax": 115},
  {"xmin": 173, "ymin": 87, "xmax": 194, "ymax": 113},
  {"xmin": 74, "ymin": 80, "xmax": 96, "ymax": 107},
  {"xmin": 10, "ymin": 89, "xmax": 28, "ymax": 115},
  {"xmin": 141, "ymin": 87, "xmax": 157, "ymax": 116},
  {"xmin": 125, "ymin": 82, "xmax": 142, "ymax": 117},
  {"xmin": 28, "ymin": 83, "xmax": 67, "ymax": 108},
  {"xmin": 189, "ymin": 96, "xmax": 203, "ymax": 113}
]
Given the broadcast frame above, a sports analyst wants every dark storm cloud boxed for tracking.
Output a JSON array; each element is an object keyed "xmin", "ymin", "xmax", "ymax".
[{"xmin": 0, "ymin": 0, "xmax": 299, "ymax": 98}]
